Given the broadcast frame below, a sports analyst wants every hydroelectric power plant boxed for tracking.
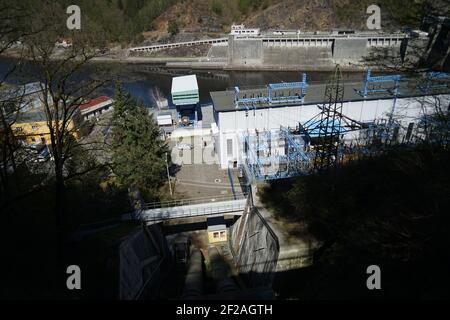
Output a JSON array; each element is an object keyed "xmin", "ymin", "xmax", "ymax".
[{"xmin": 121, "ymin": 66, "xmax": 450, "ymax": 300}]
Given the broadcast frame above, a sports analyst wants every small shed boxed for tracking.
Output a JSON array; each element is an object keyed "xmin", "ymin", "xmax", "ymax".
[{"xmin": 207, "ymin": 217, "xmax": 227, "ymax": 244}]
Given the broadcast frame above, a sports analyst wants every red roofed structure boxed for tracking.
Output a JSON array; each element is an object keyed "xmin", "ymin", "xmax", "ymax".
[{"xmin": 79, "ymin": 96, "xmax": 114, "ymax": 119}]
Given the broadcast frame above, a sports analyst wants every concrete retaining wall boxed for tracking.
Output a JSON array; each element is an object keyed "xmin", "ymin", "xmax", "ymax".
[
  {"xmin": 229, "ymin": 196, "xmax": 279, "ymax": 288},
  {"xmin": 229, "ymin": 188, "xmax": 322, "ymax": 289},
  {"xmin": 118, "ymin": 224, "xmax": 171, "ymax": 299}
]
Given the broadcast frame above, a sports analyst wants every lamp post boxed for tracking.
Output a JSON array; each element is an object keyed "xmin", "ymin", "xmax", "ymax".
[{"xmin": 165, "ymin": 153, "xmax": 173, "ymax": 197}]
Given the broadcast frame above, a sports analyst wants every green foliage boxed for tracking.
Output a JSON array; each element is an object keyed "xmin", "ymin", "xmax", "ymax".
[
  {"xmin": 211, "ymin": 0, "xmax": 223, "ymax": 15},
  {"xmin": 238, "ymin": 0, "xmax": 263, "ymax": 14},
  {"xmin": 23, "ymin": 0, "xmax": 179, "ymax": 44},
  {"xmin": 110, "ymin": 85, "xmax": 168, "ymax": 197},
  {"xmin": 168, "ymin": 19, "xmax": 179, "ymax": 36},
  {"xmin": 23, "ymin": 0, "xmax": 437, "ymax": 45}
]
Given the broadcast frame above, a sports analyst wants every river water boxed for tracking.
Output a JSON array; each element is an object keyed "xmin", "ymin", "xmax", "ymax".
[{"xmin": 0, "ymin": 57, "xmax": 365, "ymax": 106}]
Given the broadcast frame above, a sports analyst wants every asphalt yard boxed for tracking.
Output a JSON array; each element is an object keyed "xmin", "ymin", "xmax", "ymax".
[{"xmin": 173, "ymin": 163, "xmax": 242, "ymax": 199}]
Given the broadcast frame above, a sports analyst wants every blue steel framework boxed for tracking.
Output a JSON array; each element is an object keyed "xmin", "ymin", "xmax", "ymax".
[
  {"xmin": 357, "ymin": 68, "xmax": 403, "ymax": 97},
  {"xmin": 357, "ymin": 68, "xmax": 406, "ymax": 141},
  {"xmin": 236, "ymin": 69, "xmax": 447, "ymax": 183},
  {"xmin": 239, "ymin": 128, "xmax": 312, "ymax": 182},
  {"xmin": 419, "ymin": 71, "xmax": 450, "ymax": 93},
  {"xmin": 234, "ymin": 74, "xmax": 308, "ymax": 109}
]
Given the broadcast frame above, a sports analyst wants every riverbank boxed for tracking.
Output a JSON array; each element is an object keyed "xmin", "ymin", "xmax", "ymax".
[
  {"xmin": 94, "ymin": 55, "xmax": 368, "ymax": 72},
  {"xmin": 1, "ymin": 48, "xmax": 371, "ymax": 73}
]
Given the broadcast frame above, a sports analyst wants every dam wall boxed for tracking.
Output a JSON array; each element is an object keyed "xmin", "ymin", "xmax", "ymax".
[
  {"xmin": 333, "ymin": 38, "xmax": 368, "ymax": 60},
  {"xmin": 128, "ymin": 32, "xmax": 424, "ymax": 71},
  {"xmin": 226, "ymin": 34, "xmax": 408, "ymax": 69},
  {"xmin": 227, "ymin": 36, "xmax": 263, "ymax": 65}
]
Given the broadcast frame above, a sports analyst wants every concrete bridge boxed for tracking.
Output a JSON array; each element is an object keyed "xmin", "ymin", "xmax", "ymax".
[{"xmin": 134, "ymin": 195, "xmax": 247, "ymax": 223}]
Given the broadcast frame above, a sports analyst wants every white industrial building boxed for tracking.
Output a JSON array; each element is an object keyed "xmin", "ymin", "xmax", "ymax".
[
  {"xmin": 210, "ymin": 78, "xmax": 450, "ymax": 169},
  {"xmin": 230, "ymin": 24, "xmax": 261, "ymax": 37},
  {"xmin": 171, "ymin": 75, "xmax": 200, "ymax": 127},
  {"xmin": 171, "ymin": 75, "xmax": 199, "ymax": 106}
]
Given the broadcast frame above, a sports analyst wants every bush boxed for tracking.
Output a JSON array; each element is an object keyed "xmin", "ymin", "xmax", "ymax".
[
  {"xmin": 211, "ymin": 0, "xmax": 223, "ymax": 15},
  {"xmin": 168, "ymin": 20, "xmax": 179, "ymax": 36}
]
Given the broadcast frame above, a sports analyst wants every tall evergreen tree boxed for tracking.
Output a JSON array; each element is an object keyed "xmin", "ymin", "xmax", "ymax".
[{"xmin": 110, "ymin": 85, "xmax": 168, "ymax": 196}]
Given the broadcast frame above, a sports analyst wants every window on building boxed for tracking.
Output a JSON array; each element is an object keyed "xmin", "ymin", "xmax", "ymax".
[
  {"xmin": 227, "ymin": 139, "xmax": 233, "ymax": 157},
  {"xmin": 32, "ymin": 125, "xmax": 39, "ymax": 130},
  {"xmin": 220, "ymin": 231, "xmax": 226, "ymax": 238},
  {"xmin": 213, "ymin": 232, "xmax": 219, "ymax": 238}
]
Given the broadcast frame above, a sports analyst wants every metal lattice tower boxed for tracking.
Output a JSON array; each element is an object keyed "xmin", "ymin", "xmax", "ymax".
[{"xmin": 314, "ymin": 64, "xmax": 345, "ymax": 171}]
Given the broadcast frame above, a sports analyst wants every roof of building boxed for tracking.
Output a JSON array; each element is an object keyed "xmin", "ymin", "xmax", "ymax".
[
  {"xmin": 210, "ymin": 77, "xmax": 450, "ymax": 113},
  {"xmin": 79, "ymin": 96, "xmax": 112, "ymax": 111},
  {"xmin": 207, "ymin": 224, "xmax": 226, "ymax": 231},
  {"xmin": 171, "ymin": 75, "xmax": 199, "ymax": 94}
]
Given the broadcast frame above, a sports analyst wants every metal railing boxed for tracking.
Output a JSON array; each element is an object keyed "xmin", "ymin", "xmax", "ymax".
[
  {"xmin": 141, "ymin": 198, "xmax": 247, "ymax": 222},
  {"xmin": 143, "ymin": 193, "xmax": 247, "ymax": 210},
  {"xmin": 129, "ymin": 38, "xmax": 228, "ymax": 52}
]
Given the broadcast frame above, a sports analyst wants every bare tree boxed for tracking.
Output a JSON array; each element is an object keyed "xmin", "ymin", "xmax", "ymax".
[
  {"xmin": 16, "ymin": 1, "xmax": 114, "ymax": 238},
  {"xmin": 0, "ymin": 0, "xmax": 45, "ymax": 203}
]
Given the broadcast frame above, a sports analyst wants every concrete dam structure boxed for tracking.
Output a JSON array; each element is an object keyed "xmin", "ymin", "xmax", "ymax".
[
  {"xmin": 226, "ymin": 32, "xmax": 410, "ymax": 70},
  {"xmin": 129, "ymin": 31, "xmax": 421, "ymax": 71}
]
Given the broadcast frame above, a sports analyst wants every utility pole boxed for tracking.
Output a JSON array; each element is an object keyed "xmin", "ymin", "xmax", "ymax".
[
  {"xmin": 314, "ymin": 64, "xmax": 345, "ymax": 172},
  {"xmin": 165, "ymin": 153, "xmax": 173, "ymax": 197}
]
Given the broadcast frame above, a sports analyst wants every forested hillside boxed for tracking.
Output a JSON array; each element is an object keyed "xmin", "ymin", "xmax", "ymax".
[{"xmin": 29, "ymin": 0, "xmax": 450, "ymax": 45}]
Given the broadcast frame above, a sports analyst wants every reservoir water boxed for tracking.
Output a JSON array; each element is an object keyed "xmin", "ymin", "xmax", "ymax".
[{"xmin": 0, "ymin": 57, "xmax": 365, "ymax": 107}]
